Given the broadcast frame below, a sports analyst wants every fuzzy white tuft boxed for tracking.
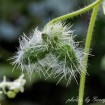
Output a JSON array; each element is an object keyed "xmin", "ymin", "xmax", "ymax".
[{"xmin": 12, "ymin": 22, "xmax": 85, "ymax": 85}]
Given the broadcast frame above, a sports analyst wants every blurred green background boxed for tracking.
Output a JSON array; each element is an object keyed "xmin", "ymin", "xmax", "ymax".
[{"xmin": 0, "ymin": 0, "xmax": 105, "ymax": 105}]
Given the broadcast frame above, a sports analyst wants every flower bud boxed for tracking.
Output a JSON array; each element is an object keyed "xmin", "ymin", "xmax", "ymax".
[
  {"xmin": 12, "ymin": 22, "xmax": 84, "ymax": 84},
  {"xmin": 6, "ymin": 91, "xmax": 16, "ymax": 98}
]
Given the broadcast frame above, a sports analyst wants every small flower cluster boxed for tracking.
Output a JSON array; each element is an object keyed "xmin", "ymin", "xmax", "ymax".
[
  {"xmin": 12, "ymin": 22, "xmax": 84, "ymax": 84},
  {"xmin": 0, "ymin": 74, "xmax": 26, "ymax": 98}
]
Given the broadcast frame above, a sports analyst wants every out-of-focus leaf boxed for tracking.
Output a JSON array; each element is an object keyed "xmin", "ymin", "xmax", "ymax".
[
  {"xmin": 101, "ymin": 56, "xmax": 105, "ymax": 70},
  {"xmin": 0, "ymin": 64, "xmax": 19, "ymax": 77},
  {"xmin": 102, "ymin": 0, "xmax": 105, "ymax": 15}
]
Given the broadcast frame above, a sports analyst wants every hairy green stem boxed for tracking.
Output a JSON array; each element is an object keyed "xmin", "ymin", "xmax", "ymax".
[
  {"xmin": 46, "ymin": 0, "xmax": 102, "ymax": 26},
  {"xmin": 78, "ymin": 1, "xmax": 101, "ymax": 105},
  {"xmin": 44, "ymin": 0, "xmax": 102, "ymax": 105}
]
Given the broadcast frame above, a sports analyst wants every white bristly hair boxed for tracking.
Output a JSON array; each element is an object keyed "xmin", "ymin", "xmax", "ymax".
[{"xmin": 12, "ymin": 22, "xmax": 85, "ymax": 85}]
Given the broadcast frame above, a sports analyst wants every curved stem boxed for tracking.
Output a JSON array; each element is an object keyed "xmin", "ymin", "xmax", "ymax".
[
  {"xmin": 46, "ymin": 0, "xmax": 102, "ymax": 26},
  {"xmin": 78, "ymin": 1, "xmax": 101, "ymax": 105}
]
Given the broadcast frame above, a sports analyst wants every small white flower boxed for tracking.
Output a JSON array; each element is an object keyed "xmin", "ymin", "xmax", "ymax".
[
  {"xmin": 0, "ymin": 74, "xmax": 26, "ymax": 98},
  {"xmin": 9, "ymin": 74, "xmax": 26, "ymax": 92},
  {"xmin": 12, "ymin": 22, "xmax": 84, "ymax": 85}
]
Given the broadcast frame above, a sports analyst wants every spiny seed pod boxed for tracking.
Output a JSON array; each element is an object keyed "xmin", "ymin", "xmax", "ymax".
[{"xmin": 12, "ymin": 22, "xmax": 84, "ymax": 85}]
